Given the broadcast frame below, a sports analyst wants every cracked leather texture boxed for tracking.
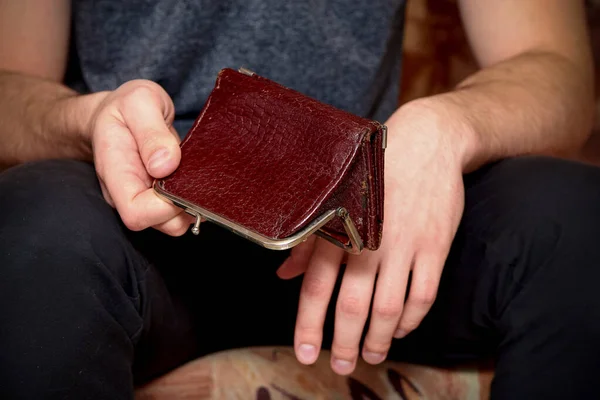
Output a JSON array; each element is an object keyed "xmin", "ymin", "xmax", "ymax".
[{"xmin": 157, "ymin": 68, "xmax": 384, "ymax": 250}]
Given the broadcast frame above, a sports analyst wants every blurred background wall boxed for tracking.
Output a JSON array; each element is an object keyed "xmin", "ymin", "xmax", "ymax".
[{"xmin": 399, "ymin": 0, "xmax": 600, "ymax": 165}]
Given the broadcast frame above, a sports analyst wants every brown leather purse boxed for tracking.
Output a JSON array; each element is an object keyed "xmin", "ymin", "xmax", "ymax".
[{"xmin": 154, "ymin": 68, "xmax": 386, "ymax": 253}]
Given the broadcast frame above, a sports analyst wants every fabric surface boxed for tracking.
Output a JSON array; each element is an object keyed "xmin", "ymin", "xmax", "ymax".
[
  {"xmin": 66, "ymin": 0, "xmax": 407, "ymax": 136},
  {"xmin": 135, "ymin": 347, "xmax": 493, "ymax": 399},
  {"xmin": 3, "ymin": 157, "xmax": 600, "ymax": 398}
]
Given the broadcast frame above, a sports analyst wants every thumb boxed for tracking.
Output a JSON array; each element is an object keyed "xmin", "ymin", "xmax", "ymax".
[{"xmin": 118, "ymin": 81, "xmax": 180, "ymax": 178}]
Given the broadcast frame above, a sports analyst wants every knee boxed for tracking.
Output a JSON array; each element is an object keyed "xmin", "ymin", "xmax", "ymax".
[
  {"xmin": 0, "ymin": 159, "xmax": 117, "ymax": 243},
  {"xmin": 0, "ymin": 159, "xmax": 134, "ymax": 288},
  {"xmin": 0, "ymin": 159, "xmax": 144, "ymax": 330},
  {"xmin": 463, "ymin": 156, "xmax": 600, "ymax": 240},
  {"xmin": 462, "ymin": 156, "xmax": 600, "ymax": 319},
  {"xmin": 1, "ymin": 159, "xmax": 102, "ymax": 216}
]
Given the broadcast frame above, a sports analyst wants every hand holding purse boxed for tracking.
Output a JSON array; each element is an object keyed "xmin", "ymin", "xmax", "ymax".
[{"xmin": 154, "ymin": 68, "xmax": 386, "ymax": 253}]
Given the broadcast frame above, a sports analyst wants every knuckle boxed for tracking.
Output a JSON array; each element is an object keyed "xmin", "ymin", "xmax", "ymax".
[
  {"xmin": 139, "ymin": 131, "xmax": 165, "ymax": 151},
  {"xmin": 126, "ymin": 82, "xmax": 160, "ymax": 101},
  {"xmin": 338, "ymin": 296, "xmax": 367, "ymax": 318},
  {"xmin": 372, "ymin": 298, "xmax": 404, "ymax": 320},
  {"xmin": 137, "ymin": 128, "xmax": 178, "ymax": 158},
  {"xmin": 295, "ymin": 325, "xmax": 322, "ymax": 342},
  {"xmin": 160, "ymin": 215, "xmax": 193, "ymax": 237},
  {"xmin": 364, "ymin": 340, "xmax": 391, "ymax": 354},
  {"xmin": 301, "ymin": 277, "xmax": 330, "ymax": 300},
  {"xmin": 411, "ymin": 285, "xmax": 438, "ymax": 307},
  {"xmin": 421, "ymin": 233, "xmax": 447, "ymax": 250},
  {"xmin": 331, "ymin": 344, "xmax": 358, "ymax": 360},
  {"xmin": 175, "ymin": 224, "xmax": 191, "ymax": 236},
  {"xmin": 165, "ymin": 225, "xmax": 188, "ymax": 237},
  {"xmin": 120, "ymin": 84, "xmax": 164, "ymax": 116},
  {"xmin": 120, "ymin": 211, "xmax": 145, "ymax": 231},
  {"xmin": 176, "ymin": 218, "xmax": 193, "ymax": 235},
  {"xmin": 399, "ymin": 319, "xmax": 420, "ymax": 333},
  {"xmin": 123, "ymin": 86, "xmax": 151, "ymax": 106}
]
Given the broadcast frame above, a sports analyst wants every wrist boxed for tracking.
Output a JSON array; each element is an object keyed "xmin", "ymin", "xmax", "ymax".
[
  {"xmin": 48, "ymin": 90, "xmax": 110, "ymax": 160},
  {"xmin": 392, "ymin": 95, "xmax": 481, "ymax": 173}
]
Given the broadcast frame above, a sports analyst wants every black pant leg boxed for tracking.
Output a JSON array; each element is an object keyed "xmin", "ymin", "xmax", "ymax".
[
  {"xmin": 472, "ymin": 157, "xmax": 600, "ymax": 399},
  {"xmin": 133, "ymin": 220, "xmax": 300, "ymax": 355},
  {"xmin": 0, "ymin": 160, "xmax": 197, "ymax": 399},
  {"xmin": 389, "ymin": 156, "xmax": 600, "ymax": 399}
]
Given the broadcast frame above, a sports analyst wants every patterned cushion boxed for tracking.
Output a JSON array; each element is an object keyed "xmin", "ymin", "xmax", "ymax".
[{"xmin": 135, "ymin": 347, "xmax": 493, "ymax": 399}]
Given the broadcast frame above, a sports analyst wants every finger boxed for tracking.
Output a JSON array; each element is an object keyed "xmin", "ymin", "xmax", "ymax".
[
  {"xmin": 331, "ymin": 252, "xmax": 378, "ymax": 375},
  {"xmin": 362, "ymin": 253, "xmax": 413, "ymax": 364},
  {"xmin": 119, "ymin": 82, "xmax": 180, "ymax": 178},
  {"xmin": 276, "ymin": 235, "xmax": 317, "ymax": 279},
  {"xmin": 97, "ymin": 122, "xmax": 183, "ymax": 231},
  {"xmin": 394, "ymin": 251, "xmax": 444, "ymax": 339},
  {"xmin": 169, "ymin": 125, "xmax": 182, "ymax": 143},
  {"xmin": 98, "ymin": 176, "xmax": 115, "ymax": 208},
  {"xmin": 152, "ymin": 212, "xmax": 196, "ymax": 236},
  {"xmin": 121, "ymin": 188, "xmax": 185, "ymax": 231},
  {"xmin": 294, "ymin": 240, "xmax": 344, "ymax": 365}
]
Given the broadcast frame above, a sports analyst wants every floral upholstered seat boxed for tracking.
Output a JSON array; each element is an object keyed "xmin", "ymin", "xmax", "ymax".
[{"xmin": 135, "ymin": 347, "xmax": 493, "ymax": 399}]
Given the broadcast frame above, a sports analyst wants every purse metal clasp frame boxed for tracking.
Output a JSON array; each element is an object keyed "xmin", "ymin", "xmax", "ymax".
[{"xmin": 154, "ymin": 181, "xmax": 364, "ymax": 254}]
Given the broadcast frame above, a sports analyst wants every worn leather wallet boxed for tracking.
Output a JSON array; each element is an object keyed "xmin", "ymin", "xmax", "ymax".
[{"xmin": 154, "ymin": 67, "xmax": 386, "ymax": 253}]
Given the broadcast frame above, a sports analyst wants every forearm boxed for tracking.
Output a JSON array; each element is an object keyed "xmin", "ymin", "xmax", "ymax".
[
  {"xmin": 0, "ymin": 70, "xmax": 107, "ymax": 168},
  {"xmin": 417, "ymin": 50, "xmax": 595, "ymax": 173}
]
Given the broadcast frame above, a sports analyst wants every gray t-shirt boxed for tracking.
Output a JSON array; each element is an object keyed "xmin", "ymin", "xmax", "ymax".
[{"xmin": 66, "ymin": 0, "xmax": 407, "ymax": 137}]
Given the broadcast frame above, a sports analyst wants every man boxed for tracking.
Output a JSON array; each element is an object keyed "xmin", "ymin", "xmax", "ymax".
[{"xmin": 0, "ymin": 0, "xmax": 598, "ymax": 398}]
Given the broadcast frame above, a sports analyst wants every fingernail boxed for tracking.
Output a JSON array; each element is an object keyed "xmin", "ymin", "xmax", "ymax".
[
  {"xmin": 148, "ymin": 148, "xmax": 169, "ymax": 171},
  {"xmin": 297, "ymin": 344, "xmax": 317, "ymax": 364},
  {"xmin": 363, "ymin": 351, "xmax": 386, "ymax": 364},
  {"xmin": 332, "ymin": 358, "xmax": 354, "ymax": 375},
  {"xmin": 394, "ymin": 329, "xmax": 407, "ymax": 339}
]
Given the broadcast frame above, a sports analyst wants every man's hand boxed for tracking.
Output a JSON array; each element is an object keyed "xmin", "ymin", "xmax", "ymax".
[
  {"xmin": 276, "ymin": 98, "xmax": 470, "ymax": 375},
  {"xmin": 89, "ymin": 80, "xmax": 194, "ymax": 236},
  {"xmin": 276, "ymin": 0, "xmax": 594, "ymax": 376}
]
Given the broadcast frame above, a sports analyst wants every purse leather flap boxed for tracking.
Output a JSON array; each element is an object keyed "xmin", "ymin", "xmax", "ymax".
[{"xmin": 157, "ymin": 68, "xmax": 383, "ymax": 247}]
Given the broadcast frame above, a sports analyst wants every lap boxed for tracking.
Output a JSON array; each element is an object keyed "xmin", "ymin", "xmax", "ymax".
[
  {"xmin": 0, "ymin": 159, "xmax": 145, "ymax": 303},
  {"xmin": 0, "ymin": 160, "xmax": 199, "ymax": 386},
  {"xmin": 0, "ymin": 159, "xmax": 299, "ymax": 375},
  {"xmin": 164, "ymin": 154, "xmax": 600, "ymax": 365},
  {"xmin": 389, "ymin": 155, "xmax": 600, "ymax": 365},
  {"xmin": 3, "ymin": 155, "xmax": 600, "ymax": 376}
]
